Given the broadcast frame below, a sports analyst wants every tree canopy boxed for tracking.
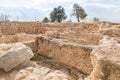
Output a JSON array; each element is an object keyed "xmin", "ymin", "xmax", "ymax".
[
  {"xmin": 72, "ymin": 3, "xmax": 87, "ymax": 22},
  {"xmin": 42, "ymin": 17, "xmax": 50, "ymax": 23},
  {"xmin": 50, "ymin": 6, "xmax": 67, "ymax": 22},
  {"xmin": 93, "ymin": 17, "xmax": 99, "ymax": 21}
]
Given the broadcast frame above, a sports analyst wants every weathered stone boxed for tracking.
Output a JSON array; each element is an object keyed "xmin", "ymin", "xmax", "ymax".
[
  {"xmin": 22, "ymin": 40, "xmax": 36, "ymax": 53},
  {"xmin": 43, "ymin": 70, "xmax": 70, "ymax": 80},
  {"xmin": 14, "ymin": 61, "xmax": 73, "ymax": 80},
  {"xmin": 35, "ymin": 36, "xmax": 93, "ymax": 74},
  {"xmin": 89, "ymin": 38, "xmax": 120, "ymax": 80},
  {"xmin": 0, "ymin": 43, "xmax": 34, "ymax": 72}
]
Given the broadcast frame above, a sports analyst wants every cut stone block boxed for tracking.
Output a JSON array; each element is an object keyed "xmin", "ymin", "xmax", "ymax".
[{"xmin": 0, "ymin": 43, "xmax": 34, "ymax": 72}]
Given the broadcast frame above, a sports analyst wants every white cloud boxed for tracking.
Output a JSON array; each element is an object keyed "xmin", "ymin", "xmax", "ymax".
[
  {"xmin": 0, "ymin": 0, "xmax": 119, "ymax": 10},
  {"xmin": 85, "ymin": 3, "xmax": 120, "ymax": 8}
]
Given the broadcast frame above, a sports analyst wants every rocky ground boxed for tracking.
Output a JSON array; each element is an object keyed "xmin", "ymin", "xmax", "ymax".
[
  {"xmin": 0, "ymin": 61, "xmax": 74, "ymax": 80},
  {"xmin": 0, "ymin": 21, "xmax": 120, "ymax": 80}
]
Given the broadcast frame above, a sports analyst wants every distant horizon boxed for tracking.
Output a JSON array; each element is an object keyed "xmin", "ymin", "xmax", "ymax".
[
  {"xmin": 0, "ymin": 0, "xmax": 120, "ymax": 23},
  {"xmin": 1, "ymin": 20, "xmax": 120, "ymax": 24}
]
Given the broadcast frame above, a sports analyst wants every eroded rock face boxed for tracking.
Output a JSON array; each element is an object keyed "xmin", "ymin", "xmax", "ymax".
[
  {"xmin": 88, "ymin": 38, "xmax": 120, "ymax": 80},
  {"xmin": 0, "ymin": 43, "xmax": 34, "ymax": 72},
  {"xmin": 35, "ymin": 36, "xmax": 93, "ymax": 75}
]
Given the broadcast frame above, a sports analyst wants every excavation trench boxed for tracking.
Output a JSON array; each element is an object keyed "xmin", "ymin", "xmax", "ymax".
[
  {"xmin": 0, "ymin": 22, "xmax": 103, "ymax": 80},
  {"xmin": 25, "ymin": 36, "xmax": 96, "ymax": 80},
  {"xmin": 0, "ymin": 33, "xmax": 99, "ymax": 80},
  {"xmin": 0, "ymin": 21, "xmax": 120, "ymax": 80}
]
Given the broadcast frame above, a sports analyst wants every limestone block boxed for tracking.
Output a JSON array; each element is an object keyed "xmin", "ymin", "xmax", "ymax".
[{"xmin": 0, "ymin": 43, "xmax": 34, "ymax": 72}]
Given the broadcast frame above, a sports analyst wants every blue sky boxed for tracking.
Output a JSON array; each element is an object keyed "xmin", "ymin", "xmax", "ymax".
[{"xmin": 0, "ymin": 0, "xmax": 120, "ymax": 22}]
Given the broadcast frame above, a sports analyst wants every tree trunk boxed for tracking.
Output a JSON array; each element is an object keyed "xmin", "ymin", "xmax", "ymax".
[
  {"xmin": 58, "ymin": 16, "xmax": 62, "ymax": 23},
  {"xmin": 77, "ymin": 15, "xmax": 80, "ymax": 22},
  {"xmin": 77, "ymin": 18, "xmax": 80, "ymax": 22},
  {"xmin": 58, "ymin": 19, "xmax": 61, "ymax": 23}
]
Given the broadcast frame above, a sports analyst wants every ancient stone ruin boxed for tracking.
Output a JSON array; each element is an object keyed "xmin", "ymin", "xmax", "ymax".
[{"xmin": 0, "ymin": 21, "xmax": 120, "ymax": 80}]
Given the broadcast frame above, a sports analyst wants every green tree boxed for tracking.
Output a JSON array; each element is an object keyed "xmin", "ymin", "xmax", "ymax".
[
  {"xmin": 50, "ymin": 6, "xmax": 67, "ymax": 22},
  {"xmin": 42, "ymin": 17, "xmax": 50, "ymax": 23},
  {"xmin": 50, "ymin": 8, "xmax": 56, "ymax": 22},
  {"xmin": 72, "ymin": 3, "xmax": 87, "ymax": 22}
]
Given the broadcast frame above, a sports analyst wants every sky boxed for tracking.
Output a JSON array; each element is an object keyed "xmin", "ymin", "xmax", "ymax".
[{"xmin": 0, "ymin": 0, "xmax": 120, "ymax": 22}]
